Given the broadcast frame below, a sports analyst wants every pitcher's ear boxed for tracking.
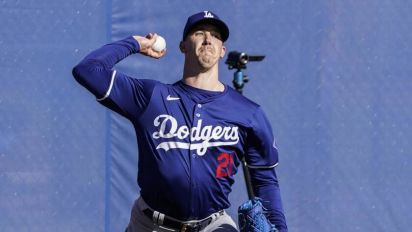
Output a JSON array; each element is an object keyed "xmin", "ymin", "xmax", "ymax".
[
  {"xmin": 220, "ymin": 46, "xmax": 226, "ymax": 58},
  {"xmin": 179, "ymin": 41, "xmax": 185, "ymax": 53}
]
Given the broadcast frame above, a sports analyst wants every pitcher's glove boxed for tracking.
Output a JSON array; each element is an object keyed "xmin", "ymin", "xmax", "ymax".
[{"xmin": 238, "ymin": 197, "xmax": 278, "ymax": 232}]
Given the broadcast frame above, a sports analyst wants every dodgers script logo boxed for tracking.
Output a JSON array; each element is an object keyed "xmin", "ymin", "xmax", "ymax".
[{"xmin": 152, "ymin": 115, "xmax": 239, "ymax": 156}]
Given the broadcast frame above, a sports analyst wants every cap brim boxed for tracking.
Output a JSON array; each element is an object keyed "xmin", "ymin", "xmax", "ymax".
[{"xmin": 184, "ymin": 18, "xmax": 229, "ymax": 42}]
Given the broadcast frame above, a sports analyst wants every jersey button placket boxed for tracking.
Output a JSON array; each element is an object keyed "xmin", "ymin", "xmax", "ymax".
[
  {"xmin": 190, "ymin": 103, "xmax": 202, "ymax": 216},
  {"xmin": 195, "ymin": 104, "xmax": 202, "ymax": 118}
]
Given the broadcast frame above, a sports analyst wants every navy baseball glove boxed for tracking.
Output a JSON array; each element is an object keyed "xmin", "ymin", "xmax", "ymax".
[{"xmin": 238, "ymin": 197, "xmax": 277, "ymax": 232}]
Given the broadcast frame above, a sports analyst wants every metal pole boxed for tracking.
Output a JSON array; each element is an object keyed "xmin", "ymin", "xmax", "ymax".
[{"xmin": 233, "ymin": 69, "xmax": 254, "ymax": 199}]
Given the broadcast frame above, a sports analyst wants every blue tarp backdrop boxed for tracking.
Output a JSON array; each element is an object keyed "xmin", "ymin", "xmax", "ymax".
[{"xmin": 1, "ymin": 1, "xmax": 411, "ymax": 231}]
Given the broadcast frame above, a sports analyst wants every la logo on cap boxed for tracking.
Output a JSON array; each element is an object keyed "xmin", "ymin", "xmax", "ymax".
[{"xmin": 203, "ymin": 11, "xmax": 214, "ymax": 18}]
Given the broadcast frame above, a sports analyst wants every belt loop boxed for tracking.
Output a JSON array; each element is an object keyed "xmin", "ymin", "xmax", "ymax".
[
  {"xmin": 158, "ymin": 213, "xmax": 165, "ymax": 225},
  {"xmin": 152, "ymin": 210, "xmax": 166, "ymax": 226},
  {"xmin": 153, "ymin": 211, "xmax": 160, "ymax": 223}
]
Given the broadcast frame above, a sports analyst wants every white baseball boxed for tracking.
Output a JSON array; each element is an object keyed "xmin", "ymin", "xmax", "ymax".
[{"xmin": 152, "ymin": 35, "xmax": 166, "ymax": 52}]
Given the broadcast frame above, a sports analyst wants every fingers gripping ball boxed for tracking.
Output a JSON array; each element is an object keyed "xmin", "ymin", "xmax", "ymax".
[{"xmin": 152, "ymin": 35, "xmax": 166, "ymax": 52}]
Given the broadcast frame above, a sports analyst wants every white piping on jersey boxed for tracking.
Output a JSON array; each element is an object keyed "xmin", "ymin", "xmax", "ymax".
[
  {"xmin": 247, "ymin": 163, "xmax": 279, "ymax": 169},
  {"xmin": 97, "ymin": 70, "xmax": 116, "ymax": 101}
]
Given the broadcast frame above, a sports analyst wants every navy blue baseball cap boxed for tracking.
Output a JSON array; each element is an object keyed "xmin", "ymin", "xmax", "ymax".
[{"xmin": 183, "ymin": 11, "xmax": 229, "ymax": 42}]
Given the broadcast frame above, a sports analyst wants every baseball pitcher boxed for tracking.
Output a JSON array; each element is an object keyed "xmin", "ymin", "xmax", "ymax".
[{"xmin": 72, "ymin": 10, "xmax": 288, "ymax": 232}]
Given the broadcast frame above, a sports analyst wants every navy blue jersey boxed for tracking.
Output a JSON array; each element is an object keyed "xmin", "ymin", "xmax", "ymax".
[{"xmin": 72, "ymin": 37, "xmax": 287, "ymax": 231}]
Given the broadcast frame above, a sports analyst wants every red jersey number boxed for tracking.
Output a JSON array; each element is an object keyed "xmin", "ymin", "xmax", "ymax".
[{"xmin": 216, "ymin": 152, "xmax": 233, "ymax": 178}]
